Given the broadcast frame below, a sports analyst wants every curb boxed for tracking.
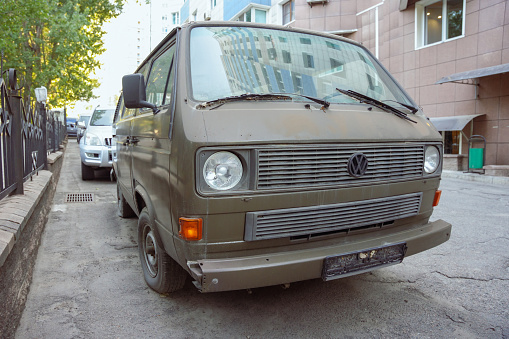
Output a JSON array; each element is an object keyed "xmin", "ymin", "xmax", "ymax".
[
  {"xmin": 0, "ymin": 170, "xmax": 53, "ymax": 268},
  {"xmin": 441, "ymin": 170, "xmax": 509, "ymax": 186}
]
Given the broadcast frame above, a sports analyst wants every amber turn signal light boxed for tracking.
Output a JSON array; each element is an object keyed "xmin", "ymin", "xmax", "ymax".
[
  {"xmin": 179, "ymin": 217, "xmax": 202, "ymax": 241},
  {"xmin": 433, "ymin": 190, "xmax": 442, "ymax": 207}
]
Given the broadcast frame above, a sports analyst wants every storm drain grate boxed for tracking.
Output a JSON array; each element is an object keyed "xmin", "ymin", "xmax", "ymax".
[{"xmin": 65, "ymin": 193, "xmax": 94, "ymax": 203}]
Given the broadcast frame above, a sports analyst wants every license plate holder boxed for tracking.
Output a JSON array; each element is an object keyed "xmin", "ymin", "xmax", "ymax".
[{"xmin": 322, "ymin": 243, "xmax": 407, "ymax": 281}]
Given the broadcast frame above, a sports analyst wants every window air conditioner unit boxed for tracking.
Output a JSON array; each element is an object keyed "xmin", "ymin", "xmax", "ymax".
[
  {"xmin": 204, "ymin": 10, "xmax": 211, "ymax": 21},
  {"xmin": 306, "ymin": 0, "xmax": 329, "ymax": 5}
]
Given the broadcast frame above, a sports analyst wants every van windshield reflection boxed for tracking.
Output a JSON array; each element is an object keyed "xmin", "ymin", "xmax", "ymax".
[{"xmin": 190, "ymin": 26, "xmax": 412, "ymax": 108}]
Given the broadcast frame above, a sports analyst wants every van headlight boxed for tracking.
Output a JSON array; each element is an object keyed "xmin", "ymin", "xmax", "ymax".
[
  {"xmin": 203, "ymin": 151, "xmax": 243, "ymax": 190},
  {"xmin": 424, "ymin": 146, "xmax": 440, "ymax": 174}
]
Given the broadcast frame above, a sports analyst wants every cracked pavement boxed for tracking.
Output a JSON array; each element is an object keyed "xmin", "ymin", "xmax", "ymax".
[{"xmin": 15, "ymin": 143, "xmax": 509, "ymax": 338}]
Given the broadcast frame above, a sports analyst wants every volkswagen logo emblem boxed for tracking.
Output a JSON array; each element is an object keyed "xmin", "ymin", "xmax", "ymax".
[{"xmin": 347, "ymin": 153, "xmax": 369, "ymax": 177}]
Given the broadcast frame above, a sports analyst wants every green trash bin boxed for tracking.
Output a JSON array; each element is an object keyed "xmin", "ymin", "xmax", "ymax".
[{"xmin": 469, "ymin": 148, "xmax": 484, "ymax": 169}]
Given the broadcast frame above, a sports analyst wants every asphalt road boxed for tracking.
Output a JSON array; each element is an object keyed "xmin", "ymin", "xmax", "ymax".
[{"xmin": 16, "ymin": 140, "xmax": 509, "ymax": 338}]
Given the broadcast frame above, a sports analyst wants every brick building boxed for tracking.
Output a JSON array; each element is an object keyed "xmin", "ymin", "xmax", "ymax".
[{"xmin": 286, "ymin": 0, "xmax": 509, "ymax": 169}]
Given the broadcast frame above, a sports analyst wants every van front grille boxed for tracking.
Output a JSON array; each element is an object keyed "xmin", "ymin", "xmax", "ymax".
[
  {"xmin": 244, "ymin": 193, "xmax": 422, "ymax": 241},
  {"xmin": 256, "ymin": 144, "xmax": 424, "ymax": 189}
]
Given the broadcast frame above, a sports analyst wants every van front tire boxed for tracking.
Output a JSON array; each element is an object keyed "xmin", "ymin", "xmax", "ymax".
[{"xmin": 138, "ymin": 208, "xmax": 187, "ymax": 293}]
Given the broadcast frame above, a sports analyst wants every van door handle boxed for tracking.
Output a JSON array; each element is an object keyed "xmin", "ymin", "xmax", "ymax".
[{"xmin": 130, "ymin": 137, "xmax": 140, "ymax": 145}]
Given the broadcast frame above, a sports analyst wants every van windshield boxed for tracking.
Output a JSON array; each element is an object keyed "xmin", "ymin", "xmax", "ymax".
[
  {"xmin": 90, "ymin": 109, "xmax": 115, "ymax": 126},
  {"xmin": 190, "ymin": 26, "xmax": 412, "ymax": 107}
]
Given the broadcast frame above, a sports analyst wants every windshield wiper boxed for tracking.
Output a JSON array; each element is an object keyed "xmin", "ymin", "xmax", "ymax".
[
  {"xmin": 198, "ymin": 93, "xmax": 292, "ymax": 109},
  {"xmin": 272, "ymin": 92, "xmax": 330, "ymax": 108},
  {"xmin": 382, "ymin": 99, "xmax": 419, "ymax": 114},
  {"xmin": 336, "ymin": 89, "xmax": 417, "ymax": 123}
]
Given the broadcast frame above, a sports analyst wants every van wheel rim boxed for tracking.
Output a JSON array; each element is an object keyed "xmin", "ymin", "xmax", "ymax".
[{"xmin": 144, "ymin": 228, "xmax": 158, "ymax": 277}]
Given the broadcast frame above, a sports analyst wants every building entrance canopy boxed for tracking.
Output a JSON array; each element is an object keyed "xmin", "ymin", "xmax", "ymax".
[
  {"xmin": 429, "ymin": 114, "xmax": 483, "ymax": 131},
  {"xmin": 436, "ymin": 63, "xmax": 509, "ymax": 84}
]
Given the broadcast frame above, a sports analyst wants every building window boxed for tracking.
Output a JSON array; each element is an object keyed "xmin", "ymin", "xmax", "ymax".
[
  {"xmin": 236, "ymin": 7, "xmax": 267, "ymax": 24},
  {"xmin": 282, "ymin": 0, "xmax": 295, "ymax": 25},
  {"xmin": 210, "ymin": 0, "xmax": 216, "ymax": 9},
  {"xmin": 162, "ymin": 27, "xmax": 168, "ymax": 33},
  {"xmin": 443, "ymin": 131, "xmax": 460, "ymax": 154},
  {"xmin": 282, "ymin": 50, "xmax": 291, "ymax": 63},
  {"xmin": 416, "ymin": 0, "xmax": 464, "ymax": 48},
  {"xmin": 162, "ymin": 15, "xmax": 167, "ymax": 21},
  {"xmin": 302, "ymin": 53, "xmax": 314, "ymax": 68},
  {"xmin": 172, "ymin": 12, "xmax": 180, "ymax": 25},
  {"xmin": 300, "ymin": 38, "xmax": 312, "ymax": 45}
]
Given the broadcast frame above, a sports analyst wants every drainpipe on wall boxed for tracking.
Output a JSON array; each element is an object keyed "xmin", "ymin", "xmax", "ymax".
[{"xmin": 356, "ymin": 1, "xmax": 384, "ymax": 59}]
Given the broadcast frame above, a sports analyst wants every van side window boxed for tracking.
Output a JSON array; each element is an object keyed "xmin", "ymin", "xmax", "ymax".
[
  {"xmin": 114, "ymin": 94, "xmax": 125, "ymax": 123},
  {"xmin": 145, "ymin": 44, "xmax": 176, "ymax": 107}
]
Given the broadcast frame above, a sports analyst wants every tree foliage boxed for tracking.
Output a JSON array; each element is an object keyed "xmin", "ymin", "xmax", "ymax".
[{"xmin": 0, "ymin": 0, "xmax": 125, "ymax": 107}]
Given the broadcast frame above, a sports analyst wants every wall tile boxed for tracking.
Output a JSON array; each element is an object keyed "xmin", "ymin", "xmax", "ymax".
[
  {"xmin": 477, "ymin": 50, "xmax": 502, "ymax": 68},
  {"xmin": 403, "ymin": 68, "xmax": 417, "ymax": 89},
  {"xmin": 310, "ymin": 3, "xmax": 326, "ymax": 18},
  {"xmin": 295, "ymin": 5, "xmax": 310, "ymax": 20},
  {"xmin": 480, "ymin": 0, "xmax": 505, "ymax": 10},
  {"xmin": 437, "ymin": 61, "xmax": 456, "ymax": 79},
  {"xmin": 497, "ymin": 143, "xmax": 509, "ymax": 164},
  {"xmin": 419, "ymin": 65, "xmax": 437, "ymax": 86},
  {"xmin": 454, "ymin": 99, "xmax": 477, "ymax": 116},
  {"xmin": 310, "ymin": 17, "xmax": 325, "ymax": 31},
  {"xmin": 484, "ymin": 143, "xmax": 498, "ymax": 165},
  {"xmin": 455, "ymin": 56, "xmax": 477, "ymax": 73},
  {"xmin": 478, "ymin": 2, "xmax": 505, "ymax": 32},
  {"xmin": 420, "ymin": 85, "xmax": 438, "ymax": 105},
  {"xmin": 455, "ymin": 82, "xmax": 477, "ymax": 101},
  {"xmin": 465, "ymin": 11, "xmax": 480, "ymax": 36},
  {"xmin": 325, "ymin": 16, "xmax": 341, "ymax": 31},
  {"xmin": 498, "ymin": 120, "xmax": 509, "ymax": 142},
  {"xmin": 476, "ymin": 97, "xmax": 500, "ymax": 120},
  {"xmin": 403, "ymin": 34, "xmax": 414, "ymax": 54},
  {"xmin": 478, "ymin": 27, "xmax": 504, "ymax": 54},
  {"xmin": 466, "ymin": 0, "xmax": 480, "ymax": 14},
  {"xmin": 404, "ymin": 51, "xmax": 416, "ymax": 71},
  {"xmin": 499, "ymin": 96, "xmax": 509, "ymax": 119},
  {"xmin": 326, "ymin": 1, "xmax": 340, "ymax": 16},
  {"xmin": 478, "ymin": 75, "xmax": 502, "ymax": 99},
  {"xmin": 456, "ymin": 34, "xmax": 478, "ymax": 59},
  {"xmin": 340, "ymin": 15, "xmax": 357, "ymax": 30},
  {"xmin": 436, "ymin": 83, "xmax": 456, "ymax": 103},
  {"xmin": 503, "ymin": 25, "xmax": 509, "ymax": 49},
  {"xmin": 473, "ymin": 120, "xmax": 499, "ymax": 143},
  {"xmin": 502, "ymin": 48, "xmax": 509, "ymax": 63},
  {"xmin": 437, "ymin": 40, "xmax": 457, "ymax": 63},
  {"xmin": 390, "ymin": 54, "xmax": 404, "ymax": 73},
  {"xmin": 404, "ymin": 22, "xmax": 414, "ymax": 36},
  {"xmin": 419, "ymin": 45, "xmax": 437, "ymax": 67},
  {"xmin": 341, "ymin": 0, "xmax": 357, "ymax": 15},
  {"xmin": 390, "ymin": 36, "xmax": 404, "ymax": 56},
  {"xmin": 420, "ymin": 104, "xmax": 437, "ymax": 117},
  {"xmin": 436, "ymin": 102, "xmax": 456, "ymax": 117}
]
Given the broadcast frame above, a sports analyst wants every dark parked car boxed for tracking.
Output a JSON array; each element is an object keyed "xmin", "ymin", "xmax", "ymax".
[{"xmin": 66, "ymin": 118, "xmax": 77, "ymax": 138}]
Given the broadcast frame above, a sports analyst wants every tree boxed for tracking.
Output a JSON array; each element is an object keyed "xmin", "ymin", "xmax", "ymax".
[{"xmin": 0, "ymin": 0, "xmax": 125, "ymax": 107}]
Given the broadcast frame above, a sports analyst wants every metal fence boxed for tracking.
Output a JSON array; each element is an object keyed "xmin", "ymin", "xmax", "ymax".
[{"xmin": 0, "ymin": 68, "xmax": 65, "ymax": 200}]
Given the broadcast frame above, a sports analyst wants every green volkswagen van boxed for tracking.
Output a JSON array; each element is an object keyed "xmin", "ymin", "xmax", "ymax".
[{"xmin": 113, "ymin": 21, "xmax": 451, "ymax": 293}]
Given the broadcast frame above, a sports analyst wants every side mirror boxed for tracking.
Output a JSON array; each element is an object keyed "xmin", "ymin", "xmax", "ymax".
[
  {"xmin": 122, "ymin": 74, "xmax": 160, "ymax": 114},
  {"xmin": 77, "ymin": 121, "xmax": 86, "ymax": 129}
]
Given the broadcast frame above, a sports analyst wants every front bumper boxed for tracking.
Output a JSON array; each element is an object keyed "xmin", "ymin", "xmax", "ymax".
[
  {"xmin": 80, "ymin": 144, "xmax": 113, "ymax": 168},
  {"xmin": 188, "ymin": 219, "xmax": 451, "ymax": 293}
]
